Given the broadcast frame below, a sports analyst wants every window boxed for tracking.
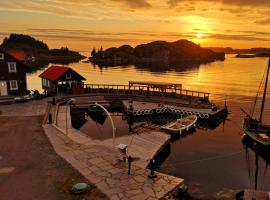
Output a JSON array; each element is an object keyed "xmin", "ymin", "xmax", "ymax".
[
  {"xmin": 8, "ymin": 62, "xmax": 17, "ymax": 73},
  {"xmin": 42, "ymin": 79, "xmax": 46, "ymax": 86},
  {"xmin": 66, "ymin": 72, "xmax": 71, "ymax": 79},
  {"xmin": 42, "ymin": 79, "xmax": 50, "ymax": 87},
  {"xmin": 9, "ymin": 80, "xmax": 18, "ymax": 90},
  {"xmin": 0, "ymin": 53, "xmax": 4, "ymax": 60}
]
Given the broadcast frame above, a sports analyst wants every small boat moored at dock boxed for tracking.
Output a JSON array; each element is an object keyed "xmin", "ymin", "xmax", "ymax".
[
  {"xmin": 161, "ymin": 115, "xmax": 197, "ymax": 134},
  {"xmin": 242, "ymin": 58, "xmax": 270, "ymax": 147}
]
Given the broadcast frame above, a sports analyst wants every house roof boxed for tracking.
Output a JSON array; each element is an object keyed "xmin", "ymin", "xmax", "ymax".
[
  {"xmin": 8, "ymin": 50, "xmax": 26, "ymax": 61},
  {"xmin": 39, "ymin": 65, "xmax": 86, "ymax": 81}
]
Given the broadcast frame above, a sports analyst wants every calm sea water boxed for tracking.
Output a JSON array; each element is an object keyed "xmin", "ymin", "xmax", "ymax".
[
  {"xmin": 28, "ymin": 55, "xmax": 270, "ymax": 199},
  {"xmin": 27, "ymin": 55, "xmax": 269, "ymax": 102}
]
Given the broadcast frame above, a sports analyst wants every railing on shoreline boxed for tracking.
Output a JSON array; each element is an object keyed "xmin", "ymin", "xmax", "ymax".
[{"xmin": 83, "ymin": 84, "xmax": 210, "ymax": 101}]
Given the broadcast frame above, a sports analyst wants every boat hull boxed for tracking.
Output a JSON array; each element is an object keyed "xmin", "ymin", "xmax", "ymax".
[{"xmin": 242, "ymin": 122, "xmax": 270, "ymax": 147}]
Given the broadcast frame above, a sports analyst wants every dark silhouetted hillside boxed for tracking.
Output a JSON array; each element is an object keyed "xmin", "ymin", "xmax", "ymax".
[{"xmin": 90, "ymin": 40, "xmax": 225, "ymax": 68}]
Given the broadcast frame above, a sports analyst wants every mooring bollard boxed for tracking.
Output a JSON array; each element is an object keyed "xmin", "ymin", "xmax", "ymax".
[
  {"xmin": 127, "ymin": 156, "xmax": 132, "ymax": 175},
  {"xmin": 48, "ymin": 113, "xmax": 52, "ymax": 124},
  {"xmin": 148, "ymin": 159, "xmax": 157, "ymax": 178}
]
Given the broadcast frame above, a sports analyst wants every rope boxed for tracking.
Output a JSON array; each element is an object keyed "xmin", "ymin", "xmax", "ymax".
[
  {"xmin": 161, "ymin": 150, "xmax": 244, "ymax": 167},
  {"xmin": 250, "ymin": 62, "xmax": 268, "ymax": 117},
  {"xmin": 245, "ymin": 147, "xmax": 252, "ymax": 188},
  {"xmin": 261, "ymin": 162, "xmax": 268, "ymax": 190}
]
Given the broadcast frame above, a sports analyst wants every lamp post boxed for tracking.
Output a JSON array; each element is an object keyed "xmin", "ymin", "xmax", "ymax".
[{"xmin": 66, "ymin": 98, "xmax": 76, "ymax": 135}]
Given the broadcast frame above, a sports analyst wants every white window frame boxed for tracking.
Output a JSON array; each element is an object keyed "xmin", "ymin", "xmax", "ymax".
[
  {"xmin": 9, "ymin": 80, "xmax": 18, "ymax": 90},
  {"xmin": 66, "ymin": 72, "xmax": 71, "ymax": 79},
  {"xmin": 0, "ymin": 53, "xmax": 4, "ymax": 60},
  {"xmin": 8, "ymin": 62, "xmax": 17, "ymax": 73}
]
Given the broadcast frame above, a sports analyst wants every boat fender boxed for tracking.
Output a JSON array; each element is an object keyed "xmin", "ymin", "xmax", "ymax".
[
  {"xmin": 133, "ymin": 111, "xmax": 137, "ymax": 116},
  {"xmin": 160, "ymin": 108, "xmax": 165, "ymax": 113},
  {"xmin": 145, "ymin": 110, "xmax": 149, "ymax": 115},
  {"xmin": 204, "ymin": 114, "xmax": 210, "ymax": 119},
  {"xmin": 176, "ymin": 110, "xmax": 180, "ymax": 115},
  {"xmin": 156, "ymin": 109, "xmax": 161, "ymax": 114},
  {"xmin": 188, "ymin": 111, "xmax": 192, "ymax": 115},
  {"xmin": 179, "ymin": 111, "xmax": 184, "ymax": 115},
  {"xmin": 149, "ymin": 110, "xmax": 154, "ymax": 115}
]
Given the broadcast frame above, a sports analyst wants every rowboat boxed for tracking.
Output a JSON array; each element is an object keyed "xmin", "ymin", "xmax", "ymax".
[{"xmin": 161, "ymin": 115, "xmax": 197, "ymax": 134}]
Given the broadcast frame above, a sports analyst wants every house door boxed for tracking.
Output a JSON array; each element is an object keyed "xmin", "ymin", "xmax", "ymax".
[{"xmin": 0, "ymin": 81, "xmax": 8, "ymax": 96}]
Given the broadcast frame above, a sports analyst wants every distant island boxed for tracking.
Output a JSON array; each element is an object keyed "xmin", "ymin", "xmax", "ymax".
[
  {"xmin": 208, "ymin": 47, "xmax": 270, "ymax": 58},
  {"xmin": 89, "ymin": 40, "xmax": 225, "ymax": 68},
  {"xmin": 0, "ymin": 34, "xmax": 86, "ymax": 71}
]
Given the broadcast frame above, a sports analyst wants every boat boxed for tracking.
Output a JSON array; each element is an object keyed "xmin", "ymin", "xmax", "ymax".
[
  {"xmin": 161, "ymin": 115, "xmax": 197, "ymax": 134},
  {"xmin": 242, "ymin": 58, "xmax": 270, "ymax": 146},
  {"xmin": 87, "ymin": 105, "xmax": 104, "ymax": 114}
]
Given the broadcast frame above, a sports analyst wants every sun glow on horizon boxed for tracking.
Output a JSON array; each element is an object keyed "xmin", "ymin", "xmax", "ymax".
[{"xmin": 195, "ymin": 33, "xmax": 207, "ymax": 38}]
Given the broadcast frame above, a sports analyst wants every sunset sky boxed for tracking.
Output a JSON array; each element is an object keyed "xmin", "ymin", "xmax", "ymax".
[{"xmin": 1, "ymin": 0, "xmax": 270, "ymax": 53}]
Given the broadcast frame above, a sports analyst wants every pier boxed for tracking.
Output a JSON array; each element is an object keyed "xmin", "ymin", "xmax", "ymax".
[
  {"xmin": 84, "ymin": 81, "xmax": 210, "ymax": 102},
  {"xmin": 43, "ymin": 97, "xmax": 185, "ymax": 199}
]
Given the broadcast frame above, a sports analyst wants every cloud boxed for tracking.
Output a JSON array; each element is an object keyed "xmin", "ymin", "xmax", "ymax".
[
  {"xmin": 111, "ymin": 0, "xmax": 151, "ymax": 8},
  {"xmin": 18, "ymin": 28, "xmax": 270, "ymax": 43},
  {"xmin": 256, "ymin": 18, "xmax": 270, "ymax": 25},
  {"xmin": 168, "ymin": 0, "xmax": 270, "ymax": 7}
]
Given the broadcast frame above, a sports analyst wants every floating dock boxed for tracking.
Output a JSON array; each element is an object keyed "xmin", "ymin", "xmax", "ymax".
[{"xmin": 122, "ymin": 100, "xmax": 226, "ymax": 121}]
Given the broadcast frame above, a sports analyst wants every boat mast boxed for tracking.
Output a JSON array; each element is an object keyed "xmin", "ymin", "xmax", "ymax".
[{"xmin": 259, "ymin": 58, "xmax": 270, "ymax": 122}]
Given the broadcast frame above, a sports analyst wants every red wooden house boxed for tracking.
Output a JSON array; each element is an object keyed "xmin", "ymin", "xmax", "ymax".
[
  {"xmin": 0, "ymin": 49, "xmax": 28, "ymax": 96},
  {"xmin": 39, "ymin": 65, "xmax": 86, "ymax": 94}
]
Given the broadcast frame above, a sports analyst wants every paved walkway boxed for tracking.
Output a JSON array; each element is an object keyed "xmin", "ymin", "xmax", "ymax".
[
  {"xmin": 43, "ymin": 124, "xmax": 183, "ymax": 200},
  {"xmin": 56, "ymin": 105, "xmax": 171, "ymax": 169},
  {"xmin": 0, "ymin": 98, "xmax": 49, "ymax": 116}
]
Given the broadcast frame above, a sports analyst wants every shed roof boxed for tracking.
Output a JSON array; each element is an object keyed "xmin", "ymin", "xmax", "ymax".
[{"xmin": 39, "ymin": 65, "xmax": 86, "ymax": 81}]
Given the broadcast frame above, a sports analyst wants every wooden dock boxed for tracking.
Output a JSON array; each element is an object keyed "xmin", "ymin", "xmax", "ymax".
[
  {"xmin": 84, "ymin": 83, "xmax": 210, "ymax": 100},
  {"xmin": 55, "ymin": 104, "xmax": 171, "ymax": 169},
  {"xmin": 97, "ymin": 131, "xmax": 171, "ymax": 169}
]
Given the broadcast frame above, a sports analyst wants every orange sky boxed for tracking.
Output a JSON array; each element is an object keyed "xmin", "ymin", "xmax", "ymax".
[{"xmin": 1, "ymin": 0, "xmax": 270, "ymax": 53}]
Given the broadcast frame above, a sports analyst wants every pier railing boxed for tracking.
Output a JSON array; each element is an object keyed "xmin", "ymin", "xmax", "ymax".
[{"xmin": 84, "ymin": 84, "xmax": 210, "ymax": 101}]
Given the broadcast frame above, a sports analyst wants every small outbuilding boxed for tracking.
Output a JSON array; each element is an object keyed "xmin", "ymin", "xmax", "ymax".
[{"xmin": 39, "ymin": 65, "xmax": 86, "ymax": 94}]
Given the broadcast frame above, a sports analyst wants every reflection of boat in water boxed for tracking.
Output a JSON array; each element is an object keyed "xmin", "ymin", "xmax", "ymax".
[
  {"xmin": 242, "ymin": 135, "xmax": 270, "ymax": 164},
  {"xmin": 161, "ymin": 115, "xmax": 197, "ymax": 134},
  {"xmin": 88, "ymin": 105, "xmax": 104, "ymax": 114},
  {"xmin": 242, "ymin": 58, "xmax": 270, "ymax": 147},
  {"xmin": 86, "ymin": 105, "xmax": 107, "ymax": 125},
  {"xmin": 238, "ymin": 135, "xmax": 270, "ymax": 198}
]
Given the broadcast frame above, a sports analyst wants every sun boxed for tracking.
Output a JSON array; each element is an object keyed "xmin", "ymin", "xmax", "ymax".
[{"xmin": 195, "ymin": 33, "xmax": 206, "ymax": 38}]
